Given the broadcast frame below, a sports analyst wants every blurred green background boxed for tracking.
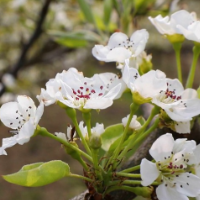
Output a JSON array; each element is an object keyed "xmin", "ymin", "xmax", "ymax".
[{"xmin": 0, "ymin": 0, "xmax": 200, "ymax": 199}]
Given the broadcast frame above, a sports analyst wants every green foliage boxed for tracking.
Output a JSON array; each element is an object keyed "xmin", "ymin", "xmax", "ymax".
[
  {"xmin": 77, "ymin": 0, "xmax": 95, "ymax": 24},
  {"xmin": 103, "ymin": 0, "xmax": 113, "ymax": 26},
  {"xmin": 50, "ymin": 31, "xmax": 99, "ymax": 48},
  {"xmin": 3, "ymin": 160, "xmax": 70, "ymax": 187},
  {"xmin": 100, "ymin": 124, "xmax": 124, "ymax": 157}
]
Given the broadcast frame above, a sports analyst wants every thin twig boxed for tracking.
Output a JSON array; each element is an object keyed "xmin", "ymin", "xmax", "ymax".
[{"xmin": 0, "ymin": 0, "xmax": 52, "ymax": 96}]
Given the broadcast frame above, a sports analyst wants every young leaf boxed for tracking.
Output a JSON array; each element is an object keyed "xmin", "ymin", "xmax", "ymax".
[
  {"xmin": 99, "ymin": 124, "xmax": 124, "ymax": 158},
  {"xmin": 77, "ymin": 0, "xmax": 95, "ymax": 24},
  {"xmin": 3, "ymin": 160, "xmax": 70, "ymax": 187},
  {"xmin": 104, "ymin": 0, "xmax": 113, "ymax": 26}
]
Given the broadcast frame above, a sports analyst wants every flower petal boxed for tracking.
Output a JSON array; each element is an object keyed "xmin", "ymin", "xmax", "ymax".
[
  {"xmin": 175, "ymin": 173, "xmax": 200, "ymax": 197},
  {"xmin": 140, "ymin": 158, "xmax": 160, "ymax": 186},
  {"xmin": 149, "ymin": 133, "xmax": 174, "ymax": 161},
  {"xmin": 156, "ymin": 184, "xmax": 188, "ymax": 200},
  {"xmin": 16, "ymin": 121, "xmax": 35, "ymax": 145}
]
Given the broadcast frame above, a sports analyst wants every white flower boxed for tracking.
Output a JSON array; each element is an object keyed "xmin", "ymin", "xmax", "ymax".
[
  {"xmin": 149, "ymin": 10, "xmax": 196, "ymax": 35},
  {"xmin": 38, "ymin": 68, "xmax": 124, "ymax": 110},
  {"xmin": 55, "ymin": 125, "xmax": 77, "ymax": 142},
  {"xmin": 178, "ymin": 21, "xmax": 200, "ymax": 43},
  {"xmin": 122, "ymin": 115, "xmax": 141, "ymax": 130},
  {"xmin": 0, "ymin": 95, "xmax": 44, "ymax": 155},
  {"xmin": 92, "ymin": 29, "xmax": 149, "ymax": 64},
  {"xmin": 79, "ymin": 121, "xmax": 104, "ymax": 139},
  {"xmin": 141, "ymin": 133, "xmax": 200, "ymax": 200},
  {"xmin": 122, "ymin": 63, "xmax": 167, "ymax": 103},
  {"xmin": 152, "ymin": 79, "xmax": 200, "ymax": 122},
  {"xmin": 91, "ymin": 123, "xmax": 105, "ymax": 136}
]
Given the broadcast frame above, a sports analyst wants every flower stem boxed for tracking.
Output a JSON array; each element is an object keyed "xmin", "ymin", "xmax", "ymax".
[
  {"xmin": 117, "ymin": 106, "xmax": 160, "ymax": 163},
  {"xmin": 186, "ymin": 44, "xmax": 200, "ymax": 88},
  {"xmin": 130, "ymin": 118, "xmax": 160, "ymax": 155},
  {"xmin": 82, "ymin": 111, "xmax": 92, "ymax": 138},
  {"xmin": 172, "ymin": 42, "xmax": 183, "ymax": 83},
  {"xmin": 37, "ymin": 126, "xmax": 92, "ymax": 166},
  {"xmin": 105, "ymin": 103, "xmax": 139, "ymax": 170},
  {"xmin": 120, "ymin": 165, "xmax": 140, "ymax": 173},
  {"xmin": 69, "ymin": 173, "xmax": 92, "ymax": 182},
  {"xmin": 115, "ymin": 172, "xmax": 141, "ymax": 178}
]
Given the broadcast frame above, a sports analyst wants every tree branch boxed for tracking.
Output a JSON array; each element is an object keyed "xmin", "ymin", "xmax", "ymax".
[{"xmin": 0, "ymin": 0, "xmax": 52, "ymax": 96}]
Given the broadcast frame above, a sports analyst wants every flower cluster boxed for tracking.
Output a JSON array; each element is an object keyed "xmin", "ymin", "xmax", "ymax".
[{"xmin": 141, "ymin": 133, "xmax": 200, "ymax": 200}]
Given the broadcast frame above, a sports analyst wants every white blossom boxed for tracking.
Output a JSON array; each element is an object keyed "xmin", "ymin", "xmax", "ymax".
[
  {"xmin": 92, "ymin": 29, "xmax": 149, "ymax": 65},
  {"xmin": 149, "ymin": 10, "xmax": 196, "ymax": 35},
  {"xmin": 152, "ymin": 79, "xmax": 200, "ymax": 123},
  {"xmin": 0, "ymin": 95, "xmax": 44, "ymax": 155},
  {"xmin": 122, "ymin": 115, "xmax": 141, "ymax": 130},
  {"xmin": 122, "ymin": 63, "xmax": 167, "ymax": 103},
  {"xmin": 38, "ymin": 68, "xmax": 125, "ymax": 110},
  {"xmin": 141, "ymin": 133, "xmax": 200, "ymax": 200},
  {"xmin": 178, "ymin": 21, "xmax": 200, "ymax": 43}
]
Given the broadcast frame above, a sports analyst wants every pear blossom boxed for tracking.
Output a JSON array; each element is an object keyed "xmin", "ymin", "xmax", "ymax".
[
  {"xmin": 55, "ymin": 125, "xmax": 77, "ymax": 142},
  {"xmin": 178, "ymin": 21, "xmax": 200, "ymax": 43},
  {"xmin": 0, "ymin": 95, "xmax": 44, "ymax": 155},
  {"xmin": 141, "ymin": 133, "xmax": 200, "ymax": 200},
  {"xmin": 79, "ymin": 121, "xmax": 104, "ymax": 139},
  {"xmin": 149, "ymin": 10, "xmax": 196, "ymax": 35},
  {"xmin": 152, "ymin": 79, "xmax": 200, "ymax": 123},
  {"xmin": 38, "ymin": 68, "xmax": 124, "ymax": 110},
  {"xmin": 122, "ymin": 63, "xmax": 167, "ymax": 104},
  {"xmin": 92, "ymin": 29, "xmax": 149, "ymax": 65},
  {"xmin": 122, "ymin": 114, "xmax": 141, "ymax": 130}
]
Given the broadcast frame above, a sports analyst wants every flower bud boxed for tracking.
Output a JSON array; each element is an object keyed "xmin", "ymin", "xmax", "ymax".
[{"xmin": 89, "ymin": 133, "xmax": 102, "ymax": 149}]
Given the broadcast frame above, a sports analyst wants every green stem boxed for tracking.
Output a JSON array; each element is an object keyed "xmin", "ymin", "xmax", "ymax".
[
  {"xmin": 69, "ymin": 173, "xmax": 92, "ymax": 182},
  {"xmin": 172, "ymin": 42, "xmax": 183, "ymax": 83},
  {"xmin": 120, "ymin": 165, "xmax": 140, "ymax": 173},
  {"xmin": 63, "ymin": 106, "xmax": 92, "ymax": 156},
  {"xmin": 130, "ymin": 118, "xmax": 160, "ymax": 156},
  {"xmin": 117, "ymin": 106, "xmax": 160, "ymax": 162},
  {"xmin": 105, "ymin": 185, "xmax": 139, "ymax": 195},
  {"xmin": 186, "ymin": 44, "xmax": 200, "ymax": 88},
  {"xmin": 82, "ymin": 111, "xmax": 92, "ymax": 138},
  {"xmin": 37, "ymin": 127, "xmax": 92, "ymax": 164},
  {"xmin": 72, "ymin": 117, "xmax": 92, "ymax": 156},
  {"xmin": 106, "ymin": 103, "xmax": 139, "ymax": 170},
  {"xmin": 116, "ymin": 172, "xmax": 141, "ymax": 178}
]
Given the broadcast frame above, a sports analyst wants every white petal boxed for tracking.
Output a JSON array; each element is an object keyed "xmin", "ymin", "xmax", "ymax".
[
  {"xmin": 108, "ymin": 32, "xmax": 128, "ymax": 48},
  {"xmin": 175, "ymin": 121, "xmax": 190, "ymax": 134},
  {"xmin": 149, "ymin": 133, "xmax": 174, "ymax": 161},
  {"xmin": 156, "ymin": 184, "xmax": 188, "ymax": 200},
  {"xmin": 175, "ymin": 173, "xmax": 200, "ymax": 197},
  {"xmin": 140, "ymin": 158, "xmax": 160, "ymax": 186},
  {"xmin": 34, "ymin": 102, "xmax": 44, "ymax": 125},
  {"xmin": 17, "ymin": 95, "xmax": 36, "ymax": 118},
  {"xmin": 130, "ymin": 29, "xmax": 149, "ymax": 56},
  {"xmin": 84, "ymin": 98, "xmax": 113, "ymax": 109},
  {"xmin": 16, "ymin": 121, "xmax": 35, "ymax": 145},
  {"xmin": 0, "ymin": 102, "xmax": 20, "ymax": 129},
  {"xmin": 107, "ymin": 47, "xmax": 132, "ymax": 63},
  {"xmin": 55, "ymin": 132, "xmax": 67, "ymax": 141},
  {"xmin": 103, "ymin": 83, "xmax": 121, "ymax": 100}
]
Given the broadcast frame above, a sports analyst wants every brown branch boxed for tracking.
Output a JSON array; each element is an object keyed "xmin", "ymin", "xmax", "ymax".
[{"xmin": 0, "ymin": 0, "xmax": 52, "ymax": 96}]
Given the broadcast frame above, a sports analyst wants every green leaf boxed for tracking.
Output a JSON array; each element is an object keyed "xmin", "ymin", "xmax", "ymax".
[
  {"xmin": 99, "ymin": 124, "xmax": 124, "ymax": 158},
  {"xmin": 3, "ymin": 160, "xmax": 70, "ymax": 187},
  {"xmin": 77, "ymin": 0, "xmax": 95, "ymax": 24},
  {"xmin": 49, "ymin": 31, "xmax": 99, "ymax": 48},
  {"xmin": 103, "ymin": 0, "xmax": 113, "ymax": 26}
]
